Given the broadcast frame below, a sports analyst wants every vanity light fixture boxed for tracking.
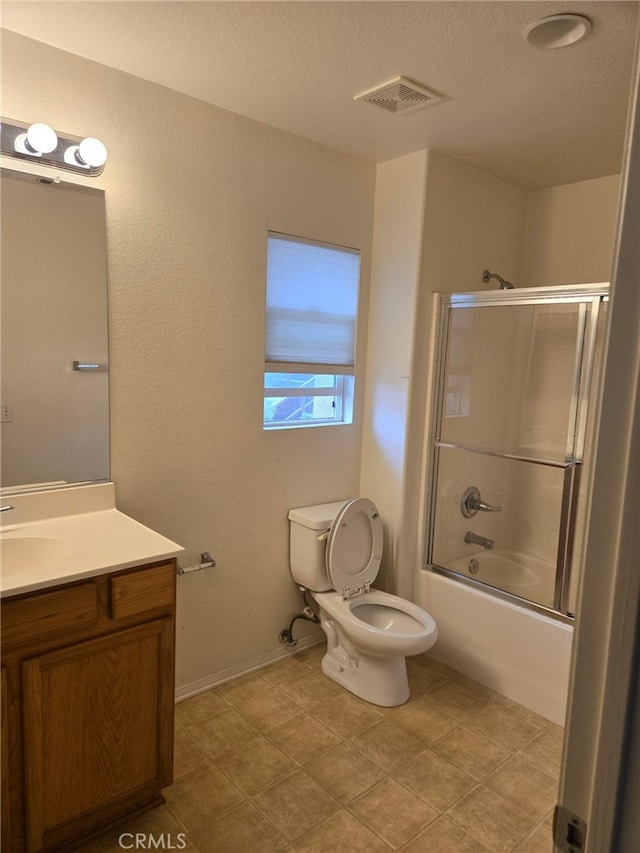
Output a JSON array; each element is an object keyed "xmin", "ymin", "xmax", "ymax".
[{"xmin": 1, "ymin": 117, "xmax": 107, "ymax": 176}]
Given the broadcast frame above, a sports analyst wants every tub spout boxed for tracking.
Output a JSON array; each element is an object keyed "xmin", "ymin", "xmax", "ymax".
[{"xmin": 464, "ymin": 531, "xmax": 495, "ymax": 550}]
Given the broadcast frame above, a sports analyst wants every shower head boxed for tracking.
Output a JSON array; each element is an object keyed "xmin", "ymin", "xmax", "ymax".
[{"xmin": 482, "ymin": 270, "xmax": 514, "ymax": 289}]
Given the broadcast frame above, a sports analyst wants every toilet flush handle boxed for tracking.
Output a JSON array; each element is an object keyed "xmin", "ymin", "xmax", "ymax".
[{"xmin": 316, "ymin": 530, "xmax": 330, "ymax": 541}]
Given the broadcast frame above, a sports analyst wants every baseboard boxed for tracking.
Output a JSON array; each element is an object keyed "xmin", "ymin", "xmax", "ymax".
[{"xmin": 175, "ymin": 633, "xmax": 324, "ymax": 703}]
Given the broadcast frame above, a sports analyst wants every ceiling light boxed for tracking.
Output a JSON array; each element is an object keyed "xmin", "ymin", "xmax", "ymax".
[{"xmin": 524, "ymin": 14, "xmax": 592, "ymax": 49}]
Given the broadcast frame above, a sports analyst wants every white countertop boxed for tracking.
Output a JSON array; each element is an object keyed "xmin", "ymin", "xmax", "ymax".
[{"xmin": 0, "ymin": 483, "xmax": 184, "ymax": 598}]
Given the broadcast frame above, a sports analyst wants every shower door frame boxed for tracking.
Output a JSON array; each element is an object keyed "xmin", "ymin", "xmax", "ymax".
[{"xmin": 425, "ymin": 283, "xmax": 609, "ymax": 622}]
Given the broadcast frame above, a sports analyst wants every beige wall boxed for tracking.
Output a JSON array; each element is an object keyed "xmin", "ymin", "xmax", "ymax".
[
  {"xmin": 359, "ymin": 150, "xmax": 429, "ymax": 596},
  {"xmin": 1, "ymin": 31, "xmax": 376, "ymax": 693},
  {"xmin": 521, "ymin": 174, "xmax": 620, "ymax": 286},
  {"xmin": 360, "ymin": 152, "xmax": 530, "ymax": 595},
  {"xmin": 419, "ymin": 152, "xmax": 529, "ymax": 294}
]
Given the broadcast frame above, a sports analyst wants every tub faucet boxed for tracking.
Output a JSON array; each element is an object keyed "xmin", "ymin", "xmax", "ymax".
[{"xmin": 464, "ymin": 530, "xmax": 495, "ymax": 550}]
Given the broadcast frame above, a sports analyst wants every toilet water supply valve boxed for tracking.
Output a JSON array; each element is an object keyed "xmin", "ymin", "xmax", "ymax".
[{"xmin": 279, "ymin": 586, "xmax": 320, "ymax": 646}]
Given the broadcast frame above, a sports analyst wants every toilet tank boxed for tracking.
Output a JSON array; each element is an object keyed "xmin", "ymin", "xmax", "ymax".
[{"xmin": 288, "ymin": 500, "xmax": 348, "ymax": 591}]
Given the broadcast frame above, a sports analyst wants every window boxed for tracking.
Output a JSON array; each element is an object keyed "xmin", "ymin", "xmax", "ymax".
[{"xmin": 264, "ymin": 232, "xmax": 360, "ymax": 429}]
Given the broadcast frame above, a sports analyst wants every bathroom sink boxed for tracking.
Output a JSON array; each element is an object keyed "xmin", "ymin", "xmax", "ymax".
[
  {"xmin": 0, "ymin": 484, "xmax": 184, "ymax": 598},
  {"xmin": 1, "ymin": 536, "xmax": 70, "ymax": 575}
]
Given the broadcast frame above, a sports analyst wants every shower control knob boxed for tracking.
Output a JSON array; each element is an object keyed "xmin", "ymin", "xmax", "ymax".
[{"xmin": 461, "ymin": 486, "xmax": 502, "ymax": 518}]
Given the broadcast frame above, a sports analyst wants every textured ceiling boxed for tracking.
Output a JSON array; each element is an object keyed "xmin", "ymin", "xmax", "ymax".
[{"xmin": 1, "ymin": 1, "xmax": 638, "ymax": 189}]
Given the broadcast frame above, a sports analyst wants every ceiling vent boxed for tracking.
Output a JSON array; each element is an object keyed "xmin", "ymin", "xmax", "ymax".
[{"xmin": 353, "ymin": 76, "xmax": 443, "ymax": 114}]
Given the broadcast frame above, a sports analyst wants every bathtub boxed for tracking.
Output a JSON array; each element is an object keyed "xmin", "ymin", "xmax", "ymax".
[
  {"xmin": 446, "ymin": 549, "xmax": 557, "ymax": 609},
  {"xmin": 416, "ymin": 566, "xmax": 573, "ymax": 725}
]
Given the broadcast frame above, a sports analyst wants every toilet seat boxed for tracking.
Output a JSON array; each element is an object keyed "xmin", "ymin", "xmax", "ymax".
[{"xmin": 326, "ymin": 497, "xmax": 383, "ymax": 599}]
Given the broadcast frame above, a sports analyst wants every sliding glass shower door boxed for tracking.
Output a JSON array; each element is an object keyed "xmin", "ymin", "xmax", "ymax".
[{"xmin": 426, "ymin": 285, "xmax": 607, "ymax": 617}]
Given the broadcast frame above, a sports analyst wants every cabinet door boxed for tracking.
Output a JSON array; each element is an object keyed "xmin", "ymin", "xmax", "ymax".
[
  {"xmin": 22, "ymin": 619, "xmax": 174, "ymax": 851},
  {"xmin": 1, "ymin": 667, "xmax": 11, "ymax": 850}
]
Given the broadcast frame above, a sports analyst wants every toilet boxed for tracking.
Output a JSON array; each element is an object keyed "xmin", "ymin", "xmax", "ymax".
[{"xmin": 288, "ymin": 497, "xmax": 437, "ymax": 707}]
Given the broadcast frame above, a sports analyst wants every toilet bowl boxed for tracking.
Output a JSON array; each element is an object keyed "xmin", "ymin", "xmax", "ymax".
[{"xmin": 288, "ymin": 497, "xmax": 437, "ymax": 706}]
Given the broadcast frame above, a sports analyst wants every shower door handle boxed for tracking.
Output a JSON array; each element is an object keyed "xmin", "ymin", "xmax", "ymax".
[{"xmin": 461, "ymin": 486, "xmax": 502, "ymax": 518}]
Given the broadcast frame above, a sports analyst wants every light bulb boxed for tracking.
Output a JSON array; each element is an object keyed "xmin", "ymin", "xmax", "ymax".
[
  {"xmin": 64, "ymin": 145, "xmax": 86, "ymax": 168},
  {"xmin": 26, "ymin": 123, "xmax": 58, "ymax": 154},
  {"xmin": 13, "ymin": 133, "xmax": 30, "ymax": 155},
  {"xmin": 76, "ymin": 137, "xmax": 107, "ymax": 168}
]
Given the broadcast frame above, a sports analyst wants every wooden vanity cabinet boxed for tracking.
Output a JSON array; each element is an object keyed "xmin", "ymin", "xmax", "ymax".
[{"xmin": 1, "ymin": 559, "xmax": 177, "ymax": 852}]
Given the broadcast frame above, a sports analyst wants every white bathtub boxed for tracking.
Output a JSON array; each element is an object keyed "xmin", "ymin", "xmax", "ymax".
[
  {"xmin": 416, "ymin": 567, "xmax": 573, "ymax": 725},
  {"xmin": 446, "ymin": 550, "xmax": 556, "ymax": 609}
]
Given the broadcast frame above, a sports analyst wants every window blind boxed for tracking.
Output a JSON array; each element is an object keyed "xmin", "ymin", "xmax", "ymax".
[{"xmin": 265, "ymin": 232, "xmax": 360, "ymax": 375}]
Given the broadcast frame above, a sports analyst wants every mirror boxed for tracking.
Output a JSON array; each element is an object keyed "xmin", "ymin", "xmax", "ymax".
[{"xmin": 1, "ymin": 168, "xmax": 109, "ymax": 493}]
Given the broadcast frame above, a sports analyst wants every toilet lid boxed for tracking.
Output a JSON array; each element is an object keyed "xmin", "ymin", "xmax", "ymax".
[{"xmin": 326, "ymin": 498, "xmax": 383, "ymax": 599}]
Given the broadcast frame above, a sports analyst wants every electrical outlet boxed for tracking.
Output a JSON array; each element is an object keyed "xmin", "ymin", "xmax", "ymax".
[{"xmin": 1, "ymin": 404, "xmax": 12, "ymax": 423}]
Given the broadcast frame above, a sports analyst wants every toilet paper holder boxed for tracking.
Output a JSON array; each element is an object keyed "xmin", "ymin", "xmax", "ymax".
[{"xmin": 177, "ymin": 552, "xmax": 216, "ymax": 575}]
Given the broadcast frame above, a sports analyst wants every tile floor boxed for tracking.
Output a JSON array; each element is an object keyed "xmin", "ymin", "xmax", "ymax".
[{"xmin": 83, "ymin": 645, "xmax": 562, "ymax": 852}]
